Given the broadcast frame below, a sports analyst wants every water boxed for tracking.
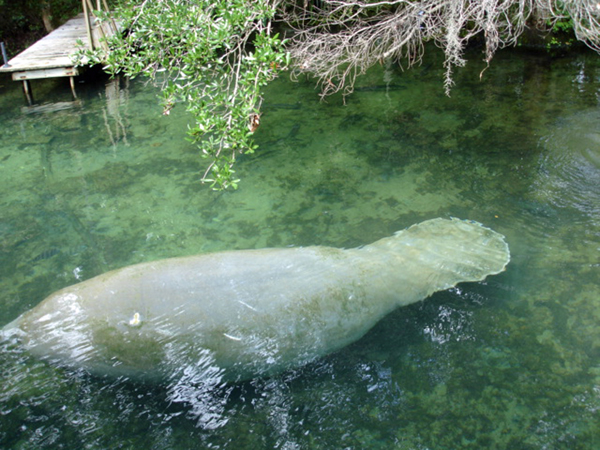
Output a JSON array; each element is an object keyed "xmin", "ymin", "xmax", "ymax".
[{"xmin": 0, "ymin": 47, "xmax": 599, "ymax": 449}]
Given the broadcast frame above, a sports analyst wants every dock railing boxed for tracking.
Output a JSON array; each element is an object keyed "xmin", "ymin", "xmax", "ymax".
[{"xmin": 82, "ymin": 0, "xmax": 120, "ymax": 53}]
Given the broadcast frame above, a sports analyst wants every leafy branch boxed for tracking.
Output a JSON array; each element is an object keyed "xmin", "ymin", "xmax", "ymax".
[{"xmin": 76, "ymin": 0, "xmax": 288, "ymax": 190}]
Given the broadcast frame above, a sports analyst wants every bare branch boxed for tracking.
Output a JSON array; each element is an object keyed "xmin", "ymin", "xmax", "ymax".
[{"xmin": 283, "ymin": 0, "xmax": 600, "ymax": 96}]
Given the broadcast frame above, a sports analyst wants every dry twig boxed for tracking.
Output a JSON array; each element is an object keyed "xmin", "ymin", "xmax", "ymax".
[{"xmin": 283, "ymin": 0, "xmax": 600, "ymax": 96}]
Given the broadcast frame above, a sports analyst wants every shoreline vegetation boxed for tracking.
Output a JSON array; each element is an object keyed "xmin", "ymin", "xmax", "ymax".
[{"xmin": 1, "ymin": 1, "xmax": 582, "ymax": 62}]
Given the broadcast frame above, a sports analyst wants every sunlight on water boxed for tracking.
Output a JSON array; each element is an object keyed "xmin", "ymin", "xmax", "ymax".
[{"xmin": 0, "ymin": 47, "xmax": 599, "ymax": 449}]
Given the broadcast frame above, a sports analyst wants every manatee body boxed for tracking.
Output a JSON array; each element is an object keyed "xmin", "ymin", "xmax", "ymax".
[{"xmin": 2, "ymin": 218, "xmax": 510, "ymax": 382}]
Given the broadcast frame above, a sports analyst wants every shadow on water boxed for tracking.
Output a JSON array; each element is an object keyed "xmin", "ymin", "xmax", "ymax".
[{"xmin": 1, "ymin": 46, "xmax": 600, "ymax": 449}]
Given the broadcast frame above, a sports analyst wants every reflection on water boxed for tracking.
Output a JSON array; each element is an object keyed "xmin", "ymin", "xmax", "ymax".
[
  {"xmin": 1, "ymin": 47, "xmax": 599, "ymax": 448},
  {"xmin": 101, "ymin": 76, "xmax": 130, "ymax": 149}
]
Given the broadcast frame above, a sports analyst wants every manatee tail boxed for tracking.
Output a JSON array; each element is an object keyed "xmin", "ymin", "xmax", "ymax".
[{"xmin": 361, "ymin": 218, "xmax": 510, "ymax": 298}]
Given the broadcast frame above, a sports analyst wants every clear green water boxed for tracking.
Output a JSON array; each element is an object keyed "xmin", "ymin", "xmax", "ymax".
[{"xmin": 1, "ymin": 47, "xmax": 599, "ymax": 449}]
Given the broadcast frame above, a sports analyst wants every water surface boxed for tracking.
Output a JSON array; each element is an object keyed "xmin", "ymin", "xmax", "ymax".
[{"xmin": 0, "ymin": 48, "xmax": 599, "ymax": 449}]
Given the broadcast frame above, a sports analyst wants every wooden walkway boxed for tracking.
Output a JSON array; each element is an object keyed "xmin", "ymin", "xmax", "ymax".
[{"xmin": 0, "ymin": 9, "xmax": 119, "ymax": 105}]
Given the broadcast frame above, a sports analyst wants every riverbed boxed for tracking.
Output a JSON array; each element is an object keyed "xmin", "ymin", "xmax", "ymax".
[{"xmin": 0, "ymin": 46, "xmax": 598, "ymax": 449}]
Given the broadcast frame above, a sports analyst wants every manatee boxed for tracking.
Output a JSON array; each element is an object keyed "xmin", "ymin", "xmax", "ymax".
[{"xmin": 2, "ymin": 218, "xmax": 510, "ymax": 382}]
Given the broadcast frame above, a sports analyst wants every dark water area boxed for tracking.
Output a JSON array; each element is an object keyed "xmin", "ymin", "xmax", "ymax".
[{"xmin": 0, "ymin": 46, "xmax": 599, "ymax": 449}]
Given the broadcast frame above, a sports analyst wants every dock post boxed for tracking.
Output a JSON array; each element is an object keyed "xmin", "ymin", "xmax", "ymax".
[
  {"xmin": 22, "ymin": 80, "xmax": 34, "ymax": 105},
  {"xmin": 70, "ymin": 76, "xmax": 78, "ymax": 99},
  {"xmin": 83, "ymin": 0, "xmax": 95, "ymax": 50},
  {"xmin": 1, "ymin": 42, "xmax": 10, "ymax": 68}
]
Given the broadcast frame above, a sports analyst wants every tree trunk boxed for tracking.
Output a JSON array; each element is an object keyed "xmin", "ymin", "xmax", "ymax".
[{"xmin": 41, "ymin": 2, "xmax": 54, "ymax": 33}]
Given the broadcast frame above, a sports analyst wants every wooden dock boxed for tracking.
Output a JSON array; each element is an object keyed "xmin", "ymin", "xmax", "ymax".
[{"xmin": 0, "ymin": 4, "xmax": 119, "ymax": 105}]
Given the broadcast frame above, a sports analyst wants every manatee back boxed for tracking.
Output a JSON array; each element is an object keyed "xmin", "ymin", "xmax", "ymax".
[{"xmin": 3, "ymin": 246, "xmax": 376, "ymax": 380}]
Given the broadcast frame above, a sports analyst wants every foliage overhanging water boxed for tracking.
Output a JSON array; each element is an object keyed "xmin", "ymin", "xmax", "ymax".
[{"xmin": 0, "ymin": 47, "xmax": 599, "ymax": 449}]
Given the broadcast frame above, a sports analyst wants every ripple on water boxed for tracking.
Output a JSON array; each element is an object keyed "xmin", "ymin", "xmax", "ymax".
[{"xmin": 535, "ymin": 109, "xmax": 600, "ymax": 222}]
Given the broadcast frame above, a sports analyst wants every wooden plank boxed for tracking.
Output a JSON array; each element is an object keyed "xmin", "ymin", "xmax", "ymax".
[
  {"xmin": 0, "ymin": 12, "xmax": 118, "ymax": 74},
  {"xmin": 0, "ymin": 8, "xmax": 120, "ymax": 104},
  {"xmin": 22, "ymin": 99, "xmax": 83, "ymax": 115},
  {"xmin": 11, "ymin": 67, "xmax": 80, "ymax": 80},
  {"xmin": 0, "ymin": 14, "xmax": 89, "ymax": 73}
]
